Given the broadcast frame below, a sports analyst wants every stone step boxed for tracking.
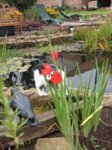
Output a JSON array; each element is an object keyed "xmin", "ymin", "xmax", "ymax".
[{"xmin": 35, "ymin": 137, "xmax": 70, "ymax": 150}]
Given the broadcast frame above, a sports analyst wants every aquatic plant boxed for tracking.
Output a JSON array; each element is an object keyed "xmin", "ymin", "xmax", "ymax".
[
  {"xmin": 0, "ymin": 38, "xmax": 36, "ymax": 80},
  {"xmin": 98, "ymin": 22, "xmax": 112, "ymax": 50},
  {"xmin": 79, "ymin": 60, "xmax": 109, "ymax": 136}
]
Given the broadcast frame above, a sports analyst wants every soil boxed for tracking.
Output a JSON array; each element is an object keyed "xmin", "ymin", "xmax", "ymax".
[
  {"xmin": 79, "ymin": 107, "xmax": 112, "ymax": 150},
  {"xmin": 92, "ymin": 107, "xmax": 112, "ymax": 150},
  {"xmin": 6, "ymin": 131, "xmax": 62, "ymax": 150},
  {"xmin": 5, "ymin": 107, "xmax": 112, "ymax": 150}
]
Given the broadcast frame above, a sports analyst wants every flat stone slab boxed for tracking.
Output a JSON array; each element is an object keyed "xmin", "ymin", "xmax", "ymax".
[
  {"xmin": 61, "ymin": 20, "xmax": 105, "ymax": 27},
  {"xmin": 35, "ymin": 137, "xmax": 70, "ymax": 150}
]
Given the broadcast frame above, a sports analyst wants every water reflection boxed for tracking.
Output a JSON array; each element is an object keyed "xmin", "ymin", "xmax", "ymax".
[{"xmin": 67, "ymin": 69, "xmax": 112, "ymax": 94}]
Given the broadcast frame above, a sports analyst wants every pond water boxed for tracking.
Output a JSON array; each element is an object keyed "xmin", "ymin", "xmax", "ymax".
[
  {"xmin": 56, "ymin": 51, "xmax": 112, "ymax": 94},
  {"xmin": 67, "ymin": 69, "xmax": 112, "ymax": 94},
  {"xmin": 3, "ymin": 50, "xmax": 112, "ymax": 109},
  {"xmin": 5, "ymin": 51, "xmax": 112, "ymax": 95}
]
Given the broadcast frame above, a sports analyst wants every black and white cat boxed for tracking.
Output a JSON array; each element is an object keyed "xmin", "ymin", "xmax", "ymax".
[
  {"xmin": 34, "ymin": 69, "xmax": 48, "ymax": 96},
  {"xmin": 34, "ymin": 65, "xmax": 65, "ymax": 96},
  {"xmin": 8, "ymin": 57, "xmax": 65, "ymax": 96}
]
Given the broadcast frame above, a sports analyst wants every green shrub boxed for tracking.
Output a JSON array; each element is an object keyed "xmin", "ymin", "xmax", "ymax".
[
  {"xmin": 74, "ymin": 22, "xmax": 112, "ymax": 51},
  {"xmin": 5, "ymin": 0, "xmax": 36, "ymax": 11},
  {"xmin": 74, "ymin": 27, "xmax": 92, "ymax": 41},
  {"xmin": 24, "ymin": 6, "xmax": 39, "ymax": 20},
  {"xmin": 98, "ymin": 22, "xmax": 112, "ymax": 50},
  {"xmin": 60, "ymin": 6, "xmax": 76, "ymax": 12}
]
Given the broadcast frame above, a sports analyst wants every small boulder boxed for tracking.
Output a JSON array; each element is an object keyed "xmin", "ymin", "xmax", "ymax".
[{"xmin": 35, "ymin": 137, "xmax": 70, "ymax": 150}]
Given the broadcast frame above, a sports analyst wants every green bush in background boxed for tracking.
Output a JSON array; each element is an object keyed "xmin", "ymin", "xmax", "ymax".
[
  {"xmin": 24, "ymin": 6, "xmax": 39, "ymax": 20},
  {"xmin": 5, "ymin": 0, "xmax": 36, "ymax": 11}
]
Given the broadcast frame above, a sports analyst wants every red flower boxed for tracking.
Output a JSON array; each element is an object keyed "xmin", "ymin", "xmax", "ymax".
[
  {"xmin": 42, "ymin": 63, "xmax": 52, "ymax": 76},
  {"xmin": 51, "ymin": 50, "xmax": 58, "ymax": 61},
  {"xmin": 50, "ymin": 71, "xmax": 62, "ymax": 84}
]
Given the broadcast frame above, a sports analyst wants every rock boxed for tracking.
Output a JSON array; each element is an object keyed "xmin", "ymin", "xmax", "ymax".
[
  {"xmin": 25, "ymin": 36, "xmax": 30, "ymax": 40},
  {"xmin": 51, "ymin": 34, "xmax": 74, "ymax": 45},
  {"xmin": 16, "ymin": 40, "xmax": 26, "ymax": 49},
  {"xmin": 102, "ymin": 94, "xmax": 112, "ymax": 108},
  {"xmin": 4, "ymin": 87, "xmax": 51, "ymax": 106},
  {"xmin": 7, "ymin": 42, "xmax": 16, "ymax": 49},
  {"xmin": 0, "ymin": 42, "xmax": 4, "ymax": 48},
  {"xmin": 25, "ymin": 40, "xmax": 36, "ymax": 47},
  {"xmin": 30, "ymin": 35, "xmax": 38, "ymax": 40},
  {"xmin": 35, "ymin": 137, "xmax": 70, "ymax": 150},
  {"xmin": 16, "ymin": 36, "xmax": 24, "ymax": 40},
  {"xmin": 36, "ymin": 39, "xmax": 49, "ymax": 47}
]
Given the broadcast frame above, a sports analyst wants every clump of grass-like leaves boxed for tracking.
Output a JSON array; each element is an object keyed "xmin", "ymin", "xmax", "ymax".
[
  {"xmin": 98, "ymin": 22, "xmax": 112, "ymax": 50},
  {"xmin": 74, "ymin": 22, "xmax": 112, "ymax": 51},
  {"xmin": 48, "ymin": 71, "xmax": 82, "ymax": 150},
  {"xmin": 78, "ymin": 60, "xmax": 109, "ymax": 136},
  {"xmin": 48, "ymin": 60, "xmax": 109, "ymax": 149}
]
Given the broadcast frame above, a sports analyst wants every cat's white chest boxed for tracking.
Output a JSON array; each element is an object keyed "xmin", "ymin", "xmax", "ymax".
[
  {"xmin": 34, "ymin": 69, "xmax": 47, "ymax": 96},
  {"xmin": 34, "ymin": 70, "xmax": 46, "ymax": 86}
]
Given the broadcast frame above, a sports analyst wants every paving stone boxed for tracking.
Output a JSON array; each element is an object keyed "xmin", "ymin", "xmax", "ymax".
[
  {"xmin": 25, "ymin": 40, "xmax": 36, "ymax": 47},
  {"xmin": 30, "ymin": 35, "xmax": 38, "ymax": 40},
  {"xmin": 35, "ymin": 137, "xmax": 70, "ymax": 150},
  {"xmin": 16, "ymin": 36, "xmax": 24, "ymax": 40}
]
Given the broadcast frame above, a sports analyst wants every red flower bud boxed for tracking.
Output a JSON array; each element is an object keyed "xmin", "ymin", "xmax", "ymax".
[
  {"xmin": 50, "ymin": 71, "xmax": 62, "ymax": 84},
  {"xmin": 42, "ymin": 63, "xmax": 52, "ymax": 76},
  {"xmin": 51, "ymin": 50, "xmax": 58, "ymax": 61}
]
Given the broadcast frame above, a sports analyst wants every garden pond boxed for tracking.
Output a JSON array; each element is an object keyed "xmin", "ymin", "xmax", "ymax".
[{"xmin": 1, "ymin": 47, "xmax": 112, "ymax": 150}]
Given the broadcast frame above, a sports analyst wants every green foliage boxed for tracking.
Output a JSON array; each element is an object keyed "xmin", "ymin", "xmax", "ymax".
[
  {"xmin": 48, "ymin": 73, "xmax": 76, "ymax": 150},
  {"xmin": 6, "ymin": 0, "xmax": 36, "ymax": 10},
  {"xmin": 74, "ymin": 22, "xmax": 112, "ymax": 51},
  {"xmin": 85, "ymin": 29, "xmax": 98, "ymax": 50},
  {"xmin": 24, "ymin": 6, "xmax": 40, "ymax": 20},
  {"xmin": 16, "ymin": 0, "xmax": 36, "ymax": 6},
  {"xmin": 48, "ymin": 59, "xmax": 109, "ymax": 149},
  {"xmin": 0, "ymin": 39, "xmax": 39, "ymax": 80},
  {"xmin": 74, "ymin": 27, "xmax": 98, "ymax": 50},
  {"xmin": 98, "ymin": 22, "xmax": 112, "ymax": 50},
  {"xmin": 60, "ymin": 6, "xmax": 76, "ymax": 12},
  {"xmin": 0, "ymin": 80, "xmax": 27, "ymax": 148},
  {"xmin": 64, "ymin": 9, "xmax": 108, "ymax": 18},
  {"xmin": 31, "ymin": 28, "xmax": 54, "ymax": 36},
  {"xmin": 75, "ymin": 60, "xmax": 109, "ymax": 136},
  {"xmin": 0, "ymin": 56, "xmax": 31, "ymax": 79},
  {"xmin": 74, "ymin": 27, "xmax": 91, "ymax": 41},
  {"xmin": 31, "ymin": 30, "xmax": 41, "ymax": 36}
]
